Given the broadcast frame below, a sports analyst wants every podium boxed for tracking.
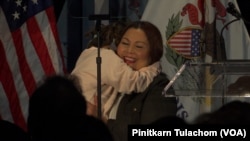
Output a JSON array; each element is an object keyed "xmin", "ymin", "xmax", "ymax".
[
  {"xmin": 164, "ymin": 60, "xmax": 250, "ymax": 122},
  {"xmin": 210, "ymin": 60, "xmax": 250, "ymax": 96},
  {"xmin": 166, "ymin": 60, "xmax": 250, "ymax": 96}
]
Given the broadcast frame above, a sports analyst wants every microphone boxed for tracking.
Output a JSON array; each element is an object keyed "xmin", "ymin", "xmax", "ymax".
[
  {"xmin": 226, "ymin": 2, "xmax": 242, "ymax": 19},
  {"xmin": 88, "ymin": 14, "xmax": 110, "ymax": 21},
  {"xmin": 217, "ymin": 2, "xmax": 242, "ymax": 62},
  {"xmin": 88, "ymin": 15, "xmax": 110, "ymax": 32}
]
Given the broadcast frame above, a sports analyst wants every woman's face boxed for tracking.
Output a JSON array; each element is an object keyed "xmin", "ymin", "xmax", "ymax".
[{"xmin": 117, "ymin": 28, "xmax": 151, "ymax": 70}]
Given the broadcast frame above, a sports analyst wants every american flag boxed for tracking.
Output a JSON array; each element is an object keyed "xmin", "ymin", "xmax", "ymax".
[
  {"xmin": 167, "ymin": 28, "xmax": 201, "ymax": 58},
  {"xmin": 0, "ymin": 0, "xmax": 66, "ymax": 131}
]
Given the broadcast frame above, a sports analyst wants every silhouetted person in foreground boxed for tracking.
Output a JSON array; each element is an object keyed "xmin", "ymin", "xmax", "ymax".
[
  {"xmin": 149, "ymin": 116, "xmax": 187, "ymax": 125},
  {"xmin": 0, "ymin": 119, "xmax": 31, "ymax": 141},
  {"xmin": 27, "ymin": 75, "xmax": 113, "ymax": 141}
]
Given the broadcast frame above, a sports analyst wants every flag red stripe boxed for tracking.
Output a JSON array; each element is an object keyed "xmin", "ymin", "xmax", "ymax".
[
  {"xmin": 0, "ymin": 1, "xmax": 66, "ymax": 132},
  {"xmin": 11, "ymin": 30, "xmax": 36, "ymax": 96},
  {"xmin": 26, "ymin": 17, "xmax": 56, "ymax": 75},
  {"xmin": 168, "ymin": 41, "xmax": 191, "ymax": 44},
  {"xmin": 171, "ymin": 45, "xmax": 191, "ymax": 48},
  {"xmin": 171, "ymin": 37, "xmax": 190, "ymax": 40},
  {"xmin": 0, "ymin": 40, "xmax": 27, "ymax": 131},
  {"xmin": 46, "ymin": 7, "xmax": 67, "ymax": 73}
]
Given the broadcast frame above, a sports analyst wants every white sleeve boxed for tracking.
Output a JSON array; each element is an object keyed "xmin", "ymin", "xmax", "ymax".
[{"xmin": 101, "ymin": 49, "xmax": 160, "ymax": 94}]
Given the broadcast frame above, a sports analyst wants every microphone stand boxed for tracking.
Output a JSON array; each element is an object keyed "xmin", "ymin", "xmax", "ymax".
[
  {"xmin": 89, "ymin": 14, "xmax": 110, "ymax": 119},
  {"xmin": 96, "ymin": 19, "xmax": 102, "ymax": 119},
  {"xmin": 217, "ymin": 1, "xmax": 242, "ymax": 62},
  {"xmin": 218, "ymin": 18, "xmax": 240, "ymax": 62},
  {"xmin": 218, "ymin": 6, "xmax": 241, "ymax": 105}
]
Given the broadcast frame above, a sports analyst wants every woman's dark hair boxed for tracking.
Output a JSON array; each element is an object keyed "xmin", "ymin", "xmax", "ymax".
[{"xmin": 119, "ymin": 21, "xmax": 163, "ymax": 64}]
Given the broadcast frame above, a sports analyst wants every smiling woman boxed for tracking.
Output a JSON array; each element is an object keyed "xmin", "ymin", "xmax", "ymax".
[
  {"xmin": 117, "ymin": 21, "xmax": 164, "ymax": 71},
  {"xmin": 117, "ymin": 28, "xmax": 151, "ymax": 70},
  {"xmin": 107, "ymin": 21, "xmax": 178, "ymax": 141},
  {"xmin": 70, "ymin": 21, "xmax": 162, "ymax": 121}
]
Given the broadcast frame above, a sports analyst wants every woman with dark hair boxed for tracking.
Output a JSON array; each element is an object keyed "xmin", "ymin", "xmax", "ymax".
[
  {"xmin": 71, "ymin": 21, "xmax": 161, "ymax": 120},
  {"xmin": 107, "ymin": 21, "xmax": 178, "ymax": 141}
]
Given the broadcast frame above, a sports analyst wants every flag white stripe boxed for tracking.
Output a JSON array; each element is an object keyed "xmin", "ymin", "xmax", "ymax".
[
  {"xmin": 21, "ymin": 23, "xmax": 45, "ymax": 84},
  {"xmin": 0, "ymin": 83, "xmax": 13, "ymax": 121},
  {"xmin": 0, "ymin": 7, "xmax": 27, "ymax": 122},
  {"xmin": 0, "ymin": 7, "xmax": 63, "ymax": 124},
  {"xmin": 0, "ymin": 10, "xmax": 18, "ymax": 122},
  {"xmin": 35, "ymin": 11, "xmax": 63, "ymax": 74}
]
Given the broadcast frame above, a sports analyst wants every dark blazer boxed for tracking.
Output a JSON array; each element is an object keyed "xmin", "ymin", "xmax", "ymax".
[{"xmin": 107, "ymin": 72, "xmax": 178, "ymax": 141}]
